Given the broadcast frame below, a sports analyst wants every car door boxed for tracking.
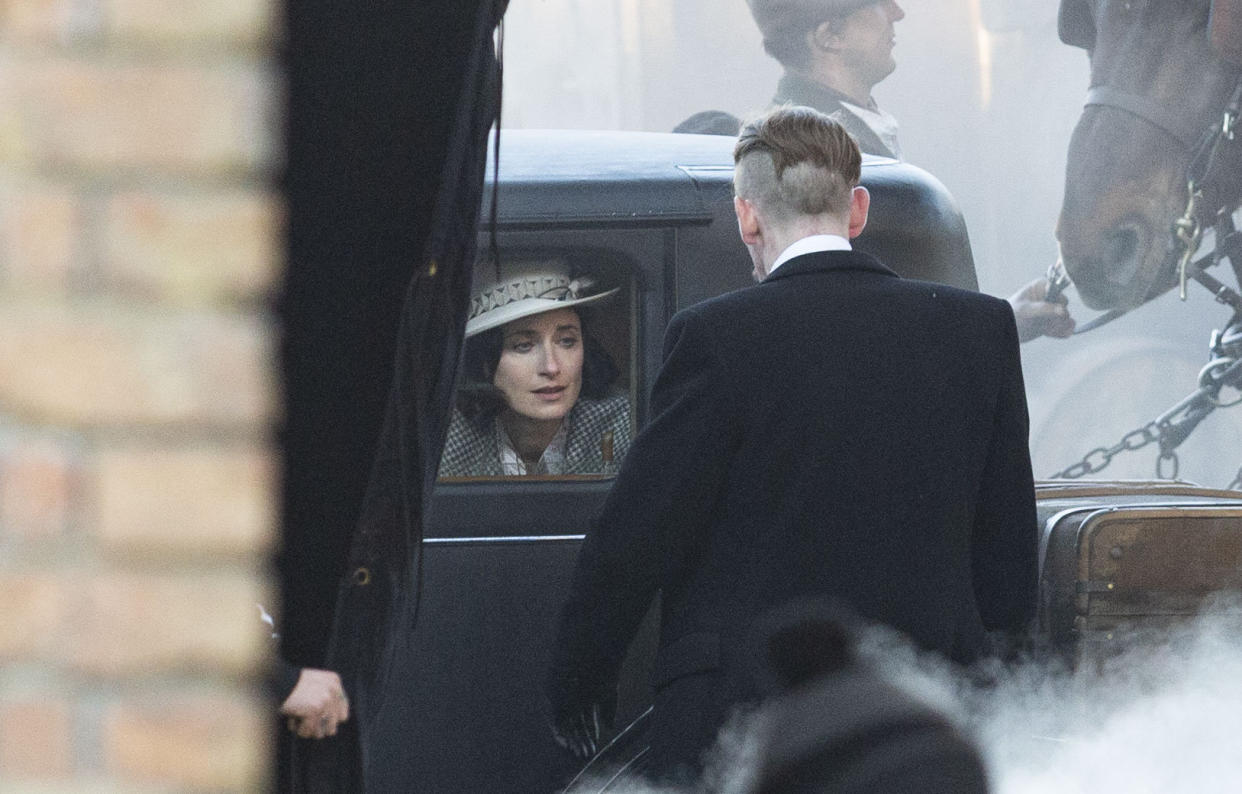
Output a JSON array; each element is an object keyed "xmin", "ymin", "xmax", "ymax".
[{"xmin": 364, "ymin": 131, "xmax": 978, "ymax": 792}]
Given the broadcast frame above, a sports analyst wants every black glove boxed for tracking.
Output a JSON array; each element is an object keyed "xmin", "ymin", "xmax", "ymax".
[
  {"xmin": 551, "ymin": 701, "xmax": 604, "ymax": 760},
  {"xmin": 549, "ymin": 686, "xmax": 617, "ymax": 760}
]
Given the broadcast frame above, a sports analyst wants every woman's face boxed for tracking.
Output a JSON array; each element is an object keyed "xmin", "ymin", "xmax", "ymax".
[{"xmin": 493, "ymin": 308, "xmax": 584, "ymax": 423}]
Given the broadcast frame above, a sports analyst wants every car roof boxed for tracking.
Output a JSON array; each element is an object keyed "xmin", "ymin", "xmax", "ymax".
[{"xmin": 483, "ymin": 129, "xmax": 978, "ymax": 290}]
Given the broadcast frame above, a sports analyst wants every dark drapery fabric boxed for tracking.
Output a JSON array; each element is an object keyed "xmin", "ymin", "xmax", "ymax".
[{"xmin": 280, "ymin": 1, "xmax": 508, "ymax": 790}]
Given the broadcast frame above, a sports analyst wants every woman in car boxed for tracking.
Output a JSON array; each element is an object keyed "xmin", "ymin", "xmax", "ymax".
[{"xmin": 439, "ymin": 261, "xmax": 632, "ymax": 477}]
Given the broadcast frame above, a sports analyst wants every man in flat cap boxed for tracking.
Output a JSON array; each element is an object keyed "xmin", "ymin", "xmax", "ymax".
[
  {"xmin": 747, "ymin": 0, "xmax": 906, "ymax": 159},
  {"xmin": 743, "ymin": 0, "xmax": 1075, "ymax": 341}
]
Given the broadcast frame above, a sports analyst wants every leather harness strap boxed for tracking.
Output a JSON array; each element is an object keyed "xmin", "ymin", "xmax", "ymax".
[{"xmin": 1085, "ymin": 85, "xmax": 1207, "ymax": 151}]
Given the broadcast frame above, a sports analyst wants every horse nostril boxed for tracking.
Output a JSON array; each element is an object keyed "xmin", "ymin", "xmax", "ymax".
[
  {"xmin": 1102, "ymin": 223, "xmax": 1143, "ymax": 286},
  {"xmin": 1104, "ymin": 225, "xmax": 1138, "ymax": 263}
]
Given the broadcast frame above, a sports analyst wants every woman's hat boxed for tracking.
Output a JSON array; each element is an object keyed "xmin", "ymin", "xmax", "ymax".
[{"xmin": 465, "ymin": 259, "xmax": 618, "ymax": 337}]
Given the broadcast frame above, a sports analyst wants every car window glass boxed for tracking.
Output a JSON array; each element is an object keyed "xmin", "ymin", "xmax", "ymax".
[{"xmin": 437, "ymin": 255, "xmax": 635, "ymax": 481}]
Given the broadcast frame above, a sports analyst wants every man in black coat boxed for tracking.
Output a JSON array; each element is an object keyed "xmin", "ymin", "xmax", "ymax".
[{"xmin": 547, "ymin": 106, "xmax": 1037, "ymax": 784}]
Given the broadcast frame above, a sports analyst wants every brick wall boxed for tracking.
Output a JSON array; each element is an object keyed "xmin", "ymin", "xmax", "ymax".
[{"xmin": 0, "ymin": 1, "xmax": 281, "ymax": 790}]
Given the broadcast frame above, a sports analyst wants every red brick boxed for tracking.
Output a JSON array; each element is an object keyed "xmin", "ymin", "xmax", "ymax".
[
  {"xmin": 0, "ymin": 55, "xmax": 277, "ymax": 174},
  {"xmin": 0, "ymin": 183, "xmax": 81, "ymax": 294},
  {"xmin": 0, "ymin": 437, "xmax": 79, "ymax": 539},
  {"xmin": 0, "ymin": 2, "xmax": 281, "ymax": 791},
  {"xmin": 0, "ymin": 573, "xmax": 66, "ymax": 660},
  {"xmin": 0, "ymin": 301, "xmax": 276, "ymax": 427},
  {"xmin": 0, "ymin": 0, "xmax": 103, "ymax": 43},
  {"xmin": 102, "ymin": 189, "xmax": 280, "ymax": 305},
  {"xmin": 69, "ymin": 571, "xmax": 270, "ymax": 677},
  {"xmin": 95, "ymin": 444, "xmax": 275, "ymax": 557},
  {"xmin": 104, "ymin": 690, "xmax": 268, "ymax": 790},
  {"xmin": 0, "ymin": 698, "xmax": 74, "ymax": 778},
  {"xmin": 109, "ymin": 0, "xmax": 276, "ymax": 46}
]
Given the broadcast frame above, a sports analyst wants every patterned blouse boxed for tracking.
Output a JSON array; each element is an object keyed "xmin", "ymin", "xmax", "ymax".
[{"xmin": 438, "ymin": 394, "xmax": 633, "ymax": 478}]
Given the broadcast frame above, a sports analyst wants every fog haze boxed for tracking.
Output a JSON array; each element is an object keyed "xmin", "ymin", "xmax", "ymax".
[
  {"xmin": 572, "ymin": 609, "xmax": 1242, "ymax": 793},
  {"xmin": 498, "ymin": 8, "xmax": 1242, "ymax": 790},
  {"xmin": 501, "ymin": 0, "xmax": 1242, "ymax": 488}
]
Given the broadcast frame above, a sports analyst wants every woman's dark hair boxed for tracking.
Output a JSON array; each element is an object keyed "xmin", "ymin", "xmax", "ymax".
[{"xmin": 456, "ymin": 307, "xmax": 620, "ymax": 426}]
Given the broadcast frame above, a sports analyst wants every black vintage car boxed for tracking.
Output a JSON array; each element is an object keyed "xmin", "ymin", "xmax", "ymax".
[
  {"xmin": 365, "ymin": 130, "xmax": 1242, "ymax": 792},
  {"xmin": 365, "ymin": 128, "xmax": 973, "ymax": 792}
]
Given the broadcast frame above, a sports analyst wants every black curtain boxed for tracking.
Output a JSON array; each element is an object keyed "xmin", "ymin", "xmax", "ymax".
[{"xmin": 280, "ymin": 1, "xmax": 507, "ymax": 789}]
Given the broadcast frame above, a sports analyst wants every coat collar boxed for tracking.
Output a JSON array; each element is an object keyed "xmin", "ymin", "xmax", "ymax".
[
  {"xmin": 775, "ymin": 72, "xmax": 870, "ymax": 113},
  {"xmin": 772, "ymin": 73, "xmax": 899, "ymax": 160},
  {"xmin": 762, "ymin": 249, "xmax": 898, "ymax": 284}
]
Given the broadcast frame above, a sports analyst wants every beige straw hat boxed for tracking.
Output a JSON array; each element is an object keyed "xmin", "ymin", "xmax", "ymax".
[{"xmin": 465, "ymin": 259, "xmax": 618, "ymax": 337}]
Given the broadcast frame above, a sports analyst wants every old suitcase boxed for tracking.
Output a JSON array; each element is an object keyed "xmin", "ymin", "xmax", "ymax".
[{"xmin": 1037, "ymin": 479, "xmax": 1242, "ymax": 664}]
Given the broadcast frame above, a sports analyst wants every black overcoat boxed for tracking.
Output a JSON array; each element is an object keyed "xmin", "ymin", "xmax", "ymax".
[{"xmin": 549, "ymin": 249, "xmax": 1038, "ymax": 774}]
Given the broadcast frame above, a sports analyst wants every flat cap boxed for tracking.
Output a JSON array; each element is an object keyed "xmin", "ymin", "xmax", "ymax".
[{"xmin": 746, "ymin": 0, "xmax": 882, "ymax": 43}]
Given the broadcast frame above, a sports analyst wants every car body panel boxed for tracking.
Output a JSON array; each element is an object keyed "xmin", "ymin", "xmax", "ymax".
[{"xmin": 372, "ymin": 129, "xmax": 981, "ymax": 791}]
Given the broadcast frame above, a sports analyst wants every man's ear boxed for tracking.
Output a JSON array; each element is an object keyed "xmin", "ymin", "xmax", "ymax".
[
  {"xmin": 810, "ymin": 20, "xmax": 841, "ymax": 52},
  {"xmin": 735, "ymin": 196, "xmax": 761, "ymax": 245},
  {"xmin": 847, "ymin": 186, "xmax": 870, "ymax": 239}
]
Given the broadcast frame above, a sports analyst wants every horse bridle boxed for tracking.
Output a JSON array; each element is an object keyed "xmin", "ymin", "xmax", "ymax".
[
  {"xmin": 1048, "ymin": 0, "xmax": 1242, "ymax": 477},
  {"xmin": 1168, "ymin": 77, "xmax": 1242, "ymax": 299},
  {"xmin": 1048, "ymin": 65, "xmax": 1242, "ymax": 330}
]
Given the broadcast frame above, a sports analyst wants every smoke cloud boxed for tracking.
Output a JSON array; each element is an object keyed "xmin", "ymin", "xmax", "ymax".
[
  {"xmin": 575, "ymin": 603, "xmax": 1242, "ymax": 793},
  {"xmin": 969, "ymin": 606, "xmax": 1242, "ymax": 794}
]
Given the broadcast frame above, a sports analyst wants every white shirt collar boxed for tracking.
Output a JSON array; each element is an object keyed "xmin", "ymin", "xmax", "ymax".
[
  {"xmin": 839, "ymin": 100, "xmax": 903, "ymax": 160},
  {"xmin": 768, "ymin": 234, "xmax": 852, "ymax": 276}
]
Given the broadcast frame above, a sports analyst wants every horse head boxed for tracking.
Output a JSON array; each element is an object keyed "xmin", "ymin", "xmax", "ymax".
[{"xmin": 1057, "ymin": 0, "xmax": 1242, "ymax": 311}]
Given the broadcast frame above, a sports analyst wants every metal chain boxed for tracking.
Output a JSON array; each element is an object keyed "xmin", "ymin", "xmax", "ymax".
[
  {"xmin": 1048, "ymin": 84, "xmax": 1242, "ymax": 480},
  {"xmin": 1048, "ymin": 355, "xmax": 1242, "ymax": 481},
  {"xmin": 1048, "ymin": 421, "xmax": 1165, "ymax": 480},
  {"xmin": 1174, "ymin": 184, "xmax": 1203, "ymax": 299}
]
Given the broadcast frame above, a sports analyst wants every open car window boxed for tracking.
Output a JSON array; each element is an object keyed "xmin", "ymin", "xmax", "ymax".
[{"xmin": 437, "ymin": 253, "xmax": 637, "ymax": 482}]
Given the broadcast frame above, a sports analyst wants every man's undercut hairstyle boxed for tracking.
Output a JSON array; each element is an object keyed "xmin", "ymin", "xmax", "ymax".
[
  {"xmin": 733, "ymin": 105, "xmax": 861, "ymax": 221},
  {"xmin": 747, "ymin": 0, "xmax": 882, "ymax": 71}
]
